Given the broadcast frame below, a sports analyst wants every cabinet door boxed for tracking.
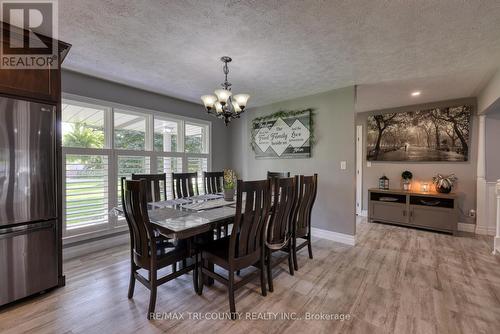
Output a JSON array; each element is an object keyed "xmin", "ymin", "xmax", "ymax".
[
  {"xmin": 0, "ymin": 68, "xmax": 60, "ymax": 102},
  {"xmin": 410, "ymin": 206, "xmax": 456, "ymax": 232},
  {"xmin": 370, "ymin": 202, "xmax": 407, "ymax": 224}
]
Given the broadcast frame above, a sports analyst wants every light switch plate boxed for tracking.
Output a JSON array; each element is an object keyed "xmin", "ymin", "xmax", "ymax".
[
  {"xmin": 340, "ymin": 161, "xmax": 347, "ymax": 170},
  {"xmin": 367, "ymin": 161, "xmax": 372, "ymax": 167}
]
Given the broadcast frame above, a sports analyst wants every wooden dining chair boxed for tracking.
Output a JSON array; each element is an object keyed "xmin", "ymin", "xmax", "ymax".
[
  {"xmin": 265, "ymin": 176, "xmax": 297, "ymax": 292},
  {"xmin": 172, "ymin": 172, "xmax": 199, "ymax": 198},
  {"xmin": 121, "ymin": 178, "xmax": 197, "ymax": 319},
  {"xmin": 132, "ymin": 173, "xmax": 167, "ymax": 202},
  {"xmin": 203, "ymin": 171, "xmax": 230, "ymax": 239},
  {"xmin": 203, "ymin": 171, "xmax": 224, "ymax": 194},
  {"xmin": 291, "ymin": 174, "xmax": 318, "ymax": 271},
  {"xmin": 267, "ymin": 171, "xmax": 290, "ymax": 179},
  {"xmin": 196, "ymin": 179, "xmax": 271, "ymax": 319}
]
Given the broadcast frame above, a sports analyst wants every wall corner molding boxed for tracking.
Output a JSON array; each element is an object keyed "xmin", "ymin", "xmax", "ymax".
[
  {"xmin": 359, "ymin": 210, "xmax": 368, "ymax": 217},
  {"xmin": 475, "ymin": 225, "xmax": 496, "ymax": 236},
  {"xmin": 311, "ymin": 227, "xmax": 356, "ymax": 246}
]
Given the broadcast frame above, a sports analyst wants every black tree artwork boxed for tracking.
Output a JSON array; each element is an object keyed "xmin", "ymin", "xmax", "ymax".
[{"xmin": 366, "ymin": 105, "xmax": 472, "ymax": 162}]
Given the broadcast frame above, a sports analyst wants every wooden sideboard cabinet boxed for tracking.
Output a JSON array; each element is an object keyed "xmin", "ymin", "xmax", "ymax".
[{"xmin": 368, "ymin": 188, "xmax": 458, "ymax": 234}]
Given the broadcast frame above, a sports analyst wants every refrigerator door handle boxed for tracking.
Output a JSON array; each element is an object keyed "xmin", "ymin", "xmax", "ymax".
[{"xmin": 0, "ymin": 221, "xmax": 55, "ymax": 239}]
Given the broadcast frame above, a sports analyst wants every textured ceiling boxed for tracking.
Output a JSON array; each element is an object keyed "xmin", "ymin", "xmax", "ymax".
[{"xmin": 59, "ymin": 0, "xmax": 500, "ymax": 109}]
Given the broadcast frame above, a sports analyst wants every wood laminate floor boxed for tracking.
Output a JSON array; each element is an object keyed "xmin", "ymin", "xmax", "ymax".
[{"xmin": 1, "ymin": 218, "xmax": 500, "ymax": 334}]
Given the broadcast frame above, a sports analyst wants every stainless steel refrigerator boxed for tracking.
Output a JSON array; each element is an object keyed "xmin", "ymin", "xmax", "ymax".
[{"xmin": 0, "ymin": 96, "xmax": 59, "ymax": 306}]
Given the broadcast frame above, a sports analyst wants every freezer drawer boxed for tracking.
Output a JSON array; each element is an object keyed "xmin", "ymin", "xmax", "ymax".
[{"xmin": 0, "ymin": 221, "xmax": 58, "ymax": 306}]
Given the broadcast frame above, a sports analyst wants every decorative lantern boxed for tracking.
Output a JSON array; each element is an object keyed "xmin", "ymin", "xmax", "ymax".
[
  {"xmin": 421, "ymin": 183, "xmax": 429, "ymax": 192},
  {"xmin": 379, "ymin": 175, "xmax": 390, "ymax": 190}
]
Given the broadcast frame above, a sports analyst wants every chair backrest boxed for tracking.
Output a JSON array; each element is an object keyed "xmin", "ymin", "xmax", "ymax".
[
  {"xmin": 121, "ymin": 178, "xmax": 154, "ymax": 267},
  {"xmin": 131, "ymin": 173, "xmax": 167, "ymax": 202},
  {"xmin": 294, "ymin": 174, "xmax": 318, "ymax": 238},
  {"xmin": 172, "ymin": 172, "xmax": 199, "ymax": 198},
  {"xmin": 267, "ymin": 171, "xmax": 290, "ymax": 179},
  {"xmin": 266, "ymin": 176, "xmax": 297, "ymax": 250},
  {"xmin": 230, "ymin": 179, "xmax": 271, "ymax": 265},
  {"xmin": 203, "ymin": 171, "xmax": 224, "ymax": 194}
]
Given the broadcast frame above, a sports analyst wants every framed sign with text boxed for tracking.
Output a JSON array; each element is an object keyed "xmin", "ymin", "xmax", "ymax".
[{"xmin": 251, "ymin": 109, "xmax": 313, "ymax": 159}]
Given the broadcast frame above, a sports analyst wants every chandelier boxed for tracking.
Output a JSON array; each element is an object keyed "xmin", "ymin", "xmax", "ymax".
[{"xmin": 201, "ymin": 56, "xmax": 250, "ymax": 126}]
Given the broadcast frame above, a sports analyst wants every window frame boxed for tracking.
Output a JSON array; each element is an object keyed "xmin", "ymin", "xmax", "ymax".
[{"xmin": 62, "ymin": 93, "xmax": 212, "ymax": 243}]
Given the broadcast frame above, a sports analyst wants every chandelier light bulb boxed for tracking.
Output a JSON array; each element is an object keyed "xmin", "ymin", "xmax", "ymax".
[
  {"xmin": 214, "ymin": 89, "xmax": 232, "ymax": 105},
  {"xmin": 214, "ymin": 101, "xmax": 223, "ymax": 114},
  {"xmin": 233, "ymin": 94, "xmax": 250, "ymax": 109},
  {"xmin": 201, "ymin": 95, "xmax": 217, "ymax": 110},
  {"xmin": 232, "ymin": 101, "xmax": 242, "ymax": 113}
]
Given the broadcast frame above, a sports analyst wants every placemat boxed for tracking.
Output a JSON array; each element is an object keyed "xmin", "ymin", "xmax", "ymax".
[
  {"xmin": 149, "ymin": 198, "xmax": 191, "ymax": 209},
  {"xmin": 181, "ymin": 198, "xmax": 235, "ymax": 211}
]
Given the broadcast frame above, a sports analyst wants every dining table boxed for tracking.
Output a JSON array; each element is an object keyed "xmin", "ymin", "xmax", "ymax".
[{"xmin": 114, "ymin": 193, "xmax": 238, "ymax": 285}]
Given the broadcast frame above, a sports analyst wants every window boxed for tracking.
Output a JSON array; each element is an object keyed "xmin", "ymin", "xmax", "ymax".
[
  {"xmin": 188, "ymin": 157, "xmax": 208, "ymax": 192},
  {"xmin": 62, "ymin": 103, "xmax": 106, "ymax": 149},
  {"xmin": 62, "ymin": 96, "xmax": 211, "ymax": 240},
  {"xmin": 65, "ymin": 155, "xmax": 108, "ymax": 230},
  {"xmin": 114, "ymin": 110, "xmax": 147, "ymax": 150},
  {"xmin": 117, "ymin": 155, "xmax": 151, "ymax": 208},
  {"xmin": 154, "ymin": 118, "xmax": 180, "ymax": 152},
  {"xmin": 157, "ymin": 157, "xmax": 183, "ymax": 199},
  {"xmin": 185, "ymin": 123, "xmax": 208, "ymax": 153}
]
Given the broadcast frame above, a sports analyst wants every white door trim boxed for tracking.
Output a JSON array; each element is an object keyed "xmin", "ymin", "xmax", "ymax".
[{"xmin": 356, "ymin": 125, "xmax": 363, "ymax": 215}]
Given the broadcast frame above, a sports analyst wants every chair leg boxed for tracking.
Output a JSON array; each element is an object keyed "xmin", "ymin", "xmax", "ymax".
[
  {"xmin": 260, "ymin": 249, "xmax": 267, "ymax": 297},
  {"xmin": 197, "ymin": 253, "xmax": 204, "ymax": 295},
  {"xmin": 172, "ymin": 262, "xmax": 177, "ymax": 273},
  {"xmin": 266, "ymin": 248, "xmax": 273, "ymax": 293},
  {"xmin": 307, "ymin": 235, "xmax": 313, "ymax": 259},
  {"xmin": 192, "ymin": 254, "xmax": 199, "ymax": 294},
  {"xmin": 292, "ymin": 237, "xmax": 299, "ymax": 271},
  {"xmin": 128, "ymin": 263, "xmax": 136, "ymax": 299},
  {"xmin": 288, "ymin": 248, "xmax": 295, "ymax": 276},
  {"xmin": 228, "ymin": 271, "xmax": 236, "ymax": 320},
  {"xmin": 182, "ymin": 259, "xmax": 187, "ymax": 269},
  {"xmin": 147, "ymin": 269, "xmax": 158, "ymax": 320}
]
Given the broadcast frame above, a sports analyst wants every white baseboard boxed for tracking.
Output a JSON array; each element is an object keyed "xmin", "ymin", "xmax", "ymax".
[
  {"xmin": 457, "ymin": 222, "xmax": 476, "ymax": 233},
  {"xmin": 475, "ymin": 225, "xmax": 496, "ymax": 236},
  {"xmin": 63, "ymin": 227, "xmax": 357, "ymax": 260},
  {"xmin": 63, "ymin": 233, "xmax": 129, "ymax": 261},
  {"xmin": 311, "ymin": 227, "xmax": 356, "ymax": 246}
]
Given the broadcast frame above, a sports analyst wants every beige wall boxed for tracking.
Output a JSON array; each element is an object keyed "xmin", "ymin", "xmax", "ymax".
[
  {"xmin": 231, "ymin": 87, "xmax": 357, "ymax": 236},
  {"xmin": 356, "ymin": 98, "xmax": 478, "ymax": 224}
]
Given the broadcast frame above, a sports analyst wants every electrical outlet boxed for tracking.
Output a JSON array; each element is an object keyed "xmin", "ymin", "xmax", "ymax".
[{"xmin": 469, "ymin": 209, "xmax": 476, "ymax": 218}]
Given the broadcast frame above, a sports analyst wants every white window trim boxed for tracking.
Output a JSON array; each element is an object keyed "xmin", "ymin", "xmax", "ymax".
[{"xmin": 61, "ymin": 93, "xmax": 212, "ymax": 241}]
